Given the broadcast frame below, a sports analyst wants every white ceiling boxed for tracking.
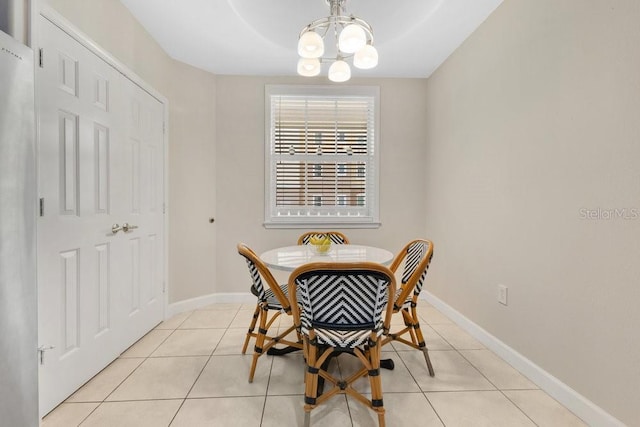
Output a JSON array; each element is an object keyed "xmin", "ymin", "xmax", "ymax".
[{"xmin": 119, "ymin": 0, "xmax": 503, "ymax": 79}]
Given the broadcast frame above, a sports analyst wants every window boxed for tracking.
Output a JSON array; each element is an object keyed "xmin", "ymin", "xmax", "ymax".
[{"xmin": 265, "ymin": 85, "xmax": 380, "ymax": 228}]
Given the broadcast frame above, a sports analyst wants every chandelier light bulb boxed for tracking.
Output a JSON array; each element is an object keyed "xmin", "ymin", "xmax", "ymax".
[
  {"xmin": 298, "ymin": 31, "xmax": 325, "ymax": 58},
  {"xmin": 338, "ymin": 23, "xmax": 366, "ymax": 53},
  {"xmin": 353, "ymin": 44, "xmax": 379, "ymax": 69},
  {"xmin": 328, "ymin": 60, "xmax": 351, "ymax": 83},
  {"xmin": 297, "ymin": 58, "xmax": 321, "ymax": 77}
]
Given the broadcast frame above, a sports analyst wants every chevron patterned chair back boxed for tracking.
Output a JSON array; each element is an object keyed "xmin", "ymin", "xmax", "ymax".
[
  {"xmin": 237, "ymin": 243, "xmax": 302, "ymax": 382},
  {"xmin": 398, "ymin": 240, "xmax": 433, "ymax": 301},
  {"xmin": 297, "ymin": 231, "xmax": 350, "ymax": 245},
  {"xmin": 289, "ymin": 262, "xmax": 395, "ymax": 427},
  {"xmin": 382, "ymin": 239, "xmax": 435, "ymax": 376}
]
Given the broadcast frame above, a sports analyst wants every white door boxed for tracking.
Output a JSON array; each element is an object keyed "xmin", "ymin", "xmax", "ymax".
[
  {"xmin": 116, "ymin": 77, "xmax": 165, "ymax": 346},
  {"xmin": 36, "ymin": 17, "xmax": 165, "ymax": 415}
]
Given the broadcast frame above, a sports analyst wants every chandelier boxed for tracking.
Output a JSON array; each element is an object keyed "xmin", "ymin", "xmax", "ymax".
[{"xmin": 297, "ymin": 0, "xmax": 379, "ymax": 83}]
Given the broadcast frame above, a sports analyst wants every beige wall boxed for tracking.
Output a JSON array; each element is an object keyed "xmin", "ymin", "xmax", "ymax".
[
  {"xmin": 215, "ymin": 76, "xmax": 428, "ymax": 293},
  {"xmin": 424, "ymin": 0, "xmax": 640, "ymax": 424},
  {"xmin": 42, "ymin": 0, "xmax": 217, "ymax": 303},
  {"xmin": 35, "ymin": 1, "xmax": 639, "ymax": 423},
  {"xmin": 165, "ymin": 63, "xmax": 217, "ymax": 302},
  {"xmin": 42, "ymin": 0, "xmax": 169, "ymax": 91}
]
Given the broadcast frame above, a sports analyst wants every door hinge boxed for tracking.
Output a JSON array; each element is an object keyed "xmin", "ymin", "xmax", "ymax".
[
  {"xmin": 39, "ymin": 198, "xmax": 44, "ymax": 216},
  {"xmin": 162, "ymin": 281, "xmax": 166, "ymax": 293},
  {"xmin": 38, "ymin": 345, "xmax": 55, "ymax": 365},
  {"xmin": 162, "ymin": 122, "xmax": 166, "ymax": 134},
  {"xmin": 38, "ymin": 48, "xmax": 44, "ymax": 68},
  {"xmin": 162, "ymin": 203, "xmax": 166, "ymax": 214}
]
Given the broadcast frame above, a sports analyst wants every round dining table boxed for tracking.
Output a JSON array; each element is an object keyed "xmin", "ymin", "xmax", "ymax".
[
  {"xmin": 260, "ymin": 244, "xmax": 394, "ymax": 272},
  {"xmin": 260, "ymin": 243, "xmax": 397, "ymax": 371}
]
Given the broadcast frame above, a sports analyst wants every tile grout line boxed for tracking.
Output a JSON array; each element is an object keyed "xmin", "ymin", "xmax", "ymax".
[
  {"xmin": 454, "ymin": 349, "xmax": 540, "ymax": 426},
  {"xmin": 259, "ymin": 343, "xmax": 277, "ymax": 427},
  {"xmin": 498, "ymin": 390, "xmax": 541, "ymax": 427},
  {"xmin": 430, "ymin": 319, "xmax": 542, "ymax": 427},
  {"xmin": 422, "ymin": 310, "xmax": 556, "ymax": 425},
  {"xmin": 108, "ymin": 325, "xmax": 180, "ymax": 424},
  {"xmin": 411, "ymin": 310, "xmax": 488, "ymax": 426},
  {"xmin": 167, "ymin": 307, "xmax": 241, "ymax": 426},
  {"xmin": 69, "ymin": 320, "xmax": 181, "ymax": 426},
  {"xmin": 392, "ymin": 347, "xmax": 447, "ymax": 427},
  {"xmin": 333, "ymin": 354, "xmax": 356, "ymax": 426}
]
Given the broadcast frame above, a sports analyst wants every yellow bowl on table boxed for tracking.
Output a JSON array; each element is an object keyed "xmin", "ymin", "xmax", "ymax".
[
  {"xmin": 314, "ymin": 243, "xmax": 331, "ymax": 254},
  {"xmin": 310, "ymin": 236, "xmax": 332, "ymax": 254}
]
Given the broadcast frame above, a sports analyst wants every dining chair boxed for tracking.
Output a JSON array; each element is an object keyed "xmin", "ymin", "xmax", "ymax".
[
  {"xmin": 382, "ymin": 239, "xmax": 435, "ymax": 376},
  {"xmin": 289, "ymin": 262, "xmax": 396, "ymax": 427},
  {"xmin": 237, "ymin": 243, "xmax": 302, "ymax": 382},
  {"xmin": 297, "ymin": 231, "xmax": 350, "ymax": 245}
]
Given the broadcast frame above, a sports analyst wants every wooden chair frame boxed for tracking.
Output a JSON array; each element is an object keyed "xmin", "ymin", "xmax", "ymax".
[
  {"xmin": 237, "ymin": 243, "xmax": 302, "ymax": 382},
  {"xmin": 289, "ymin": 262, "xmax": 396, "ymax": 427},
  {"xmin": 381, "ymin": 239, "xmax": 435, "ymax": 376},
  {"xmin": 297, "ymin": 231, "xmax": 350, "ymax": 245}
]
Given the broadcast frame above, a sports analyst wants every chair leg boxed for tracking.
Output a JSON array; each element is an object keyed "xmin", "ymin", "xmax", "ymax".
[
  {"xmin": 410, "ymin": 305, "xmax": 435, "ymax": 377},
  {"xmin": 422, "ymin": 347, "xmax": 435, "ymax": 377},
  {"xmin": 369, "ymin": 340, "xmax": 386, "ymax": 427},
  {"xmin": 248, "ymin": 353, "xmax": 260, "ymax": 384},
  {"xmin": 249, "ymin": 305, "xmax": 268, "ymax": 383},
  {"xmin": 378, "ymin": 412, "xmax": 386, "ymax": 427},
  {"xmin": 303, "ymin": 337, "xmax": 319, "ymax": 426},
  {"xmin": 401, "ymin": 309, "xmax": 418, "ymax": 345},
  {"xmin": 242, "ymin": 304, "xmax": 260, "ymax": 354}
]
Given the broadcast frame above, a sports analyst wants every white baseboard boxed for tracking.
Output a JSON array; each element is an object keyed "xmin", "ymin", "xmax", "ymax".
[
  {"xmin": 421, "ymin": 291, "xmax": 624, "ymax": 427},
  {"xmin": 166, "ymin": 292, "xmax": 255, "ymax": 318}
]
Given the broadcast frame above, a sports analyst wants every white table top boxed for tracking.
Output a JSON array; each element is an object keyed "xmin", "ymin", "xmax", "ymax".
[{"xmin": 260, "ymin": 244, "xmax": 394, "ymax": 272}]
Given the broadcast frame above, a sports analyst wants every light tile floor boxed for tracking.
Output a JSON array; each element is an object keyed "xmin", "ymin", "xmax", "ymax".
[{"xmin": 42, "ymin": 303, "xmax": 588, "ymax": 426}]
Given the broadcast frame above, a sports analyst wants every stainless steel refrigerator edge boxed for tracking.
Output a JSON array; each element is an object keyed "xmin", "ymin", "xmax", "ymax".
[{"xmin": 0, "ymin": 26, "xmax": 39, "ymax": 426}]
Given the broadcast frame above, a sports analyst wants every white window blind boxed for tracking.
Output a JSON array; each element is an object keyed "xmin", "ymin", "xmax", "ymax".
[{"xmin": 264, "ymin": 85, "xmax": 380, "ymax": 228}]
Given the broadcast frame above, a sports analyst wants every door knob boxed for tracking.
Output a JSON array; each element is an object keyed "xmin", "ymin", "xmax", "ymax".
[
  {"xmin": 122, "ymin": 223, "xmax": 138, "ymax": 232},
  {"xmin": 112, "ymin": 224, "xmax": 123, "ymax": 234}
]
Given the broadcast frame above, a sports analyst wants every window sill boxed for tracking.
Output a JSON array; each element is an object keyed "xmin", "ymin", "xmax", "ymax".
[{"xmin": 263, "ymin": 221, "xmax": 381, "ymax": 229}]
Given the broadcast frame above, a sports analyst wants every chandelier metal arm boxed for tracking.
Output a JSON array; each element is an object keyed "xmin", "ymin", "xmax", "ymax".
[{"xmin": 299, "ymin": 16, "xmax": 375, "ymax": 46}]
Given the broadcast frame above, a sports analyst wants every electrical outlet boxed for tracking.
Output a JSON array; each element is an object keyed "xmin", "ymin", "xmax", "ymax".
[{"xmin": 498, "ymin": 285, "xmax": 508, "ymax": 306}]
